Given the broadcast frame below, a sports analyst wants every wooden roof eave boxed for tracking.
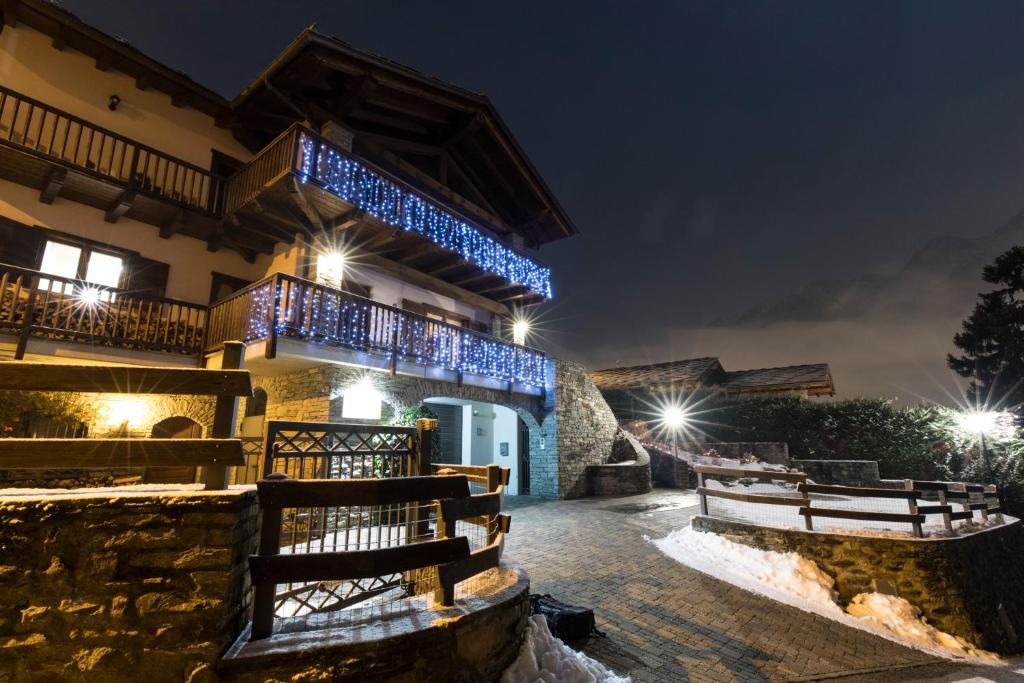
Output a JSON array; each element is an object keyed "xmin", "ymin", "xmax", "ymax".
[{"xmin": 4, "ymin": 0, "xmax": 231, "ymax": 120}]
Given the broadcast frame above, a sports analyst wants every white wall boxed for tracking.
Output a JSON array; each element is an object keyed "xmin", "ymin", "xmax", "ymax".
[
  {"xmin": 456, "ymin": 401, "xmax": 518, "ymax": 495},
  {"xmin": 0, "ymin": 24, "xmax": 251, "ymax": 168},
  {"xmin": 492, "ymin": 405, "xmax": 519, "ymax": 495},
  {"xmin": 0, "ymin": 180, "xmax": 271, "ymax": 304}
]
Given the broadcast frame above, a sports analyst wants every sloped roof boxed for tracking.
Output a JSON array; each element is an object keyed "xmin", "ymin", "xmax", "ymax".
[
  {"xmin": 591, "ymin": 358, "xmax": 724, "ymax": 391},
  {"xmin": 592, "ymin": 358, "xmax": 835, "ymax": 396},
  {"xmin": 719, "ymin": 364, "xmax": 834, "ymax": 396}
]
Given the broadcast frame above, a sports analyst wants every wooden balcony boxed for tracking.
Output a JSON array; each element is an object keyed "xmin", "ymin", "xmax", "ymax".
[
  {"xmin": 0, "ymin": 263, "xmax": 547, "ymax": 392},
  {"xmin": 205, "ymin": 273, "xmax": 547, "ymax": 391},
  {"xmin": 0, "ymin": 263, "xmax": 207, "ymax": 359},
  {"xmin": 223, "ymin": 124, "xmax": 552, "ymax": 308},
  {"xmin": 0, "ymin": 85, "xmax": 230, "ymax": 250}
]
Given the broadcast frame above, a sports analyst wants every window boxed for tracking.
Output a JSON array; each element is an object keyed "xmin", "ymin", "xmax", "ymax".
[{"xmin": 38, "ymin": 240, "xmax": 124, "ymax": 298}]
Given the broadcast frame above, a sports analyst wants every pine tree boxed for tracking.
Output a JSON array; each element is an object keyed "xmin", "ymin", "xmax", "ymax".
[{"xmin": 948, "ymin": 246, "xmax": 1024, "ymax": 409}]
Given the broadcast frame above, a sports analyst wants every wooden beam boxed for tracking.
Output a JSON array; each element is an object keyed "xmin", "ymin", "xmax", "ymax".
[
  {"xmin": 38, "ymin": 167, "xmax": 66, "ymax": 205},
  {"xmin": 0, "ymin": 363, "xmax": 252, "ymax": 395},
  {"xmin": 159, "ymin": 209, "xmax": 185, "ymax": 238},
  {"xmin": 0, "ymin": 439, "xmax": 244, "ymax": 469},
  {"xmin": 135, "ymin": 76, "xmax": 150, "ymax": 91},
  {"xmin": 441, "ymin": 111, "xmax": 484, "ymax": 147},
  {"xmin": 249, "ymin": 537, "xmax": 470, "ymax": 585},
  {"xmin": 329, "ymin": 207, "xmax": 366, "ymax": 231},
  {"xmin": 51, "ymin": 27, "xmax": 66, "ymax": 51},
  {"xmin": 207, "ymin": 224, "xmax": 224, "ymax": 252},
  {"xmin": 2, "ymin": 0, "xmax": 17, "ymax": 29},
  {"xmin": 355, "ymin": 248, "xmax": 511, "ymax": 317},
  {"xmin": 357, "ymin": 130, "xmax": 443, "ymax": 157},
  {"xmin": 104, "ymin": 190, "xmax": 134, "ymax": 223},
  {"xmin": 170, "ymin": 92, "xmax": 188, "ymax": 108}
]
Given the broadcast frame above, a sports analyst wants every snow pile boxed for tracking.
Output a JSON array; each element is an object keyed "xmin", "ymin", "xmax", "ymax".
[
  {"xmin": 652, "ymin": 526, "xmax": 998, "ymax": 662},
  {"xmin": 501, "ymin": 615, "xmax": 631, "ymax": 683},
  {"xmin": 654, "ymin": 527, "xmax": 841, "ymax": 613},
  {"xmin": 846, "ymin": 593, "xmax": 997, "ymax": 660}
]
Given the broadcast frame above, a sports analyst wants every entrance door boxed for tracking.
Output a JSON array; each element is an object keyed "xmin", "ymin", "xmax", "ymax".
[
  {"xmin": 146, "ymin": 416, "xmax": 203, "ymax": 484},
  {"xmin": 518, "ymin": 417, "xmax": 530, "ymax": 495}
]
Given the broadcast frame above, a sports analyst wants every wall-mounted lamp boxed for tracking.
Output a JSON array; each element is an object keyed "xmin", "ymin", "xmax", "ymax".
[{"xmin": 108, "ymin": 94, "xmax": 121, "ymax": 111}]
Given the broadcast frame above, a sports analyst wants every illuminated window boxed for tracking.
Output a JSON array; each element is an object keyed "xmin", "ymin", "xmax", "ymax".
[
  {"xmin": 39, "ymin": 241, "xmax": 81, "ymax": 294},
  {"xmin": 38, "ymin": 240, "xmax": 124, "ymax": 299},
  {"xmin": 84, "ymin": 252, "xmax": 122, "ymax": 288}
]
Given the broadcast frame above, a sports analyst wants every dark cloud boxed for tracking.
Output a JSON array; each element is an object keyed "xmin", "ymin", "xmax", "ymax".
[{"xmin": 59, "ymin": 1, "xmax": 1024, "ymax": 402}]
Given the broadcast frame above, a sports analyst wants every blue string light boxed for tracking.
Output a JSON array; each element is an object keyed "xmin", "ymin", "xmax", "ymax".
[
  {"xmin": 241, "ymin": 280, "xmax": 547, "ymax": 387},
  {"xmin": 296, "ymin": 131, "xmax": 553, "ymax": 300}
]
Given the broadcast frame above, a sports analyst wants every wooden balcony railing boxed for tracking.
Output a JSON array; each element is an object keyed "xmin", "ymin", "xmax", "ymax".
[
  {"xmin": 0, "ymin": 85, "xmax": 224, "ymax": 214},
  {"xmin": 0, "ymin": 264, "xmax": 207, "ymax": 358},
  {"xmin": 206, "ymin": 273, "xmax": 548, "ymax": 389}
]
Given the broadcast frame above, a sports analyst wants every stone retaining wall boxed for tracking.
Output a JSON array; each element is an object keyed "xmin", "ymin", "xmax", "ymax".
[
  {"xmin": 794, "ymin": 460, "xmax": 881, "ymax": 486},
  {"xmin": 220, "ymin": 566, "xmax": 529, "ymax": 682},
  {"xmin": 0, "ymin": 488, "xmax": 258, "ymax": 681},
  {"xmin": 691, "ymin": 442, "xmax": 790, "ymax": 465},
  {"xmin": 692, "ymin": 514, "xmax": 1024, "ymax": 654}
]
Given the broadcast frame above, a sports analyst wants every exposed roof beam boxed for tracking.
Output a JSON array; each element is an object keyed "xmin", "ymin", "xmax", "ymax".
[
  {"xmin": 356, "ymin": 131, "xmax": 443, "ymax": 157},
  {"xmin": 159, "ymin": 208, "xmax": 185, "ymax": 238},
  {"xmin": 104, "ymin": 190, "xmax": 134, "ymax": 223},
  {"xmin": 39, "ymin": 167, "xmax": 66, "ymax": 205}
]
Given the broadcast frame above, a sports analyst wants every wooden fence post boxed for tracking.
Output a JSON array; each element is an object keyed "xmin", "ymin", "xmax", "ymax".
[
  {"xmin": 904, "ymin": 479, "xmax": 923, "ymax": 538},
  {"xmin": 935, "ymin": 484, "xmax": 953, "ymax": 531},
  {"xmin": 486, "ymin": 464, "xmax": 502, "ymax": 546},
  {"xmin": 697, "ymin": 471, "xmax": 708, "ymax": 516},
  {"xmin": 251, "ymin": 472, "xmax": 286, "ymax": 640},
  {"xmin": 201, "ymin": 340, "xmax": 245, "ymax": 490},
  {"xmin": 410, "ymin": 419, "xmax": 436, "ymax": 541}
]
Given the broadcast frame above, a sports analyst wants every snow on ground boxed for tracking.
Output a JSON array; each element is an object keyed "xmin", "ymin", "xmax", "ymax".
[
  {"xmin": 501, "ymin": 615, "xmax": 631, "ymax": 683},
  {"xmin": 651, "ymin": 526, "xmax": 999, "ymax": 662}
]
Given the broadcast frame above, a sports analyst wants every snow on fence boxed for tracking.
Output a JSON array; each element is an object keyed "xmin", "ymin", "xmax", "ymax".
[{"xmin": 694, "ymin": 465, "xmax": 1004, "ymax": 538}]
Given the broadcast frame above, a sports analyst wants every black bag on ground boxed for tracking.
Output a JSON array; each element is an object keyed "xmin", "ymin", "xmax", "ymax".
[{"xmin": 529, "ymin": 593, "xmax": 596, "ymax": 643}]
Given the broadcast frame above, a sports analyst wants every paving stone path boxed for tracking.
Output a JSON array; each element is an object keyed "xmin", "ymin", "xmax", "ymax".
[{"xmin": 503, "ymin": 489, "xmax": 1003, "ymax": 682}]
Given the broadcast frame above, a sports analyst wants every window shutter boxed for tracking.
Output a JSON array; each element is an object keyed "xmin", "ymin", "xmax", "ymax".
[
  {"xmin": 0, "ymin": 218, "xmax": 46, "ymax": 269},
  {"xmin": 127, "ymin": 256, "xmax": 170, "ymax": 297}
]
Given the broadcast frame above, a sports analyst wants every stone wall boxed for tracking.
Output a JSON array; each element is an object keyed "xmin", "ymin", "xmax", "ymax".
[
  {"xmin": 794, "ymin": 460, "xmax": 881, "ymax": 486},
  {"xmin": 648, "ymin": 447, "xmax": 693, "ymax": 488},
  {"xmin": 692, "ymin": 515, "xmax": 1024, "ymax": 654},
  {"xmin": 0, "ymin": 489, "xmax": 258, "ymax": 680},
  {"xmin": 220, "ymin": 566, "xmax": 529, "ymax": 683},
  {"xmin": 692, "ymin": 442, "xmax": 790, "ymax": 466},
  {"xmin": 586, "ymin": 430, "xmax": 652, "ymax": 497}
]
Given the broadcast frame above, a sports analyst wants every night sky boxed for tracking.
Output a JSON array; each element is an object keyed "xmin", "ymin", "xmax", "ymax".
[{"xmin": 61, "ymin": 1, "xmax": 1024, "ymax": 402}]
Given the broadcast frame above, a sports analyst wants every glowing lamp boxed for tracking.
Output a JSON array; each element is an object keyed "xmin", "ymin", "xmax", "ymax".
[
  {"xmin": 342, "ymin": 378, "xmax": 382, "ymax": 420},
  {"xmin": 660, "ymin": 405, "xmax": 688, "ymax": 431},
  {"xmin": 512, "ymin": 319, "xmax": 529, "ymax": 346},
  {"xmin": 77, "ymin": 286, "xmax": 102, "ymax": 307},
  {"xmin": 102, "ymin": 398, "xmax": 148, "ymax": 429},
  {"xmin": 317, "ymin": 251, "xmax": 347, "ymax": 287}
]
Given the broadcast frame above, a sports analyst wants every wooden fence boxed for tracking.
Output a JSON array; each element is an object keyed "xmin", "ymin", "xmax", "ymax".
[
  {"xmin": 694, "ymin": 464, "xmax": 1004, "ymax": 538},
  {"xmin": 248, "ymin": 419, "xmax": 511, "ymax": 637},
  {"xmin": 0, "ymin": 343, "xmax": 250, "ymax": 489}
]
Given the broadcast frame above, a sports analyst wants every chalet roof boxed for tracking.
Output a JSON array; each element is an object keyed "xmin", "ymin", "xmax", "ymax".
[
  {"xmin": 591, "ymin": 358, "xmax": 725, "ymax": 391},
  {"xmin": 3, "ymin": 0, "xmax": 232, "ymax": 120},
  {"xmin": 719, "ymin": 364, "xmax": 834, "ymax": 396},
  {"xmin": 8, "ymin": 4, "xmax": 577, "ymax": 251},
  {"xmin": 592, "ymin": 358, "xmax": 835, "ymax": 396},
  {"xmin": 228, "ymin": 29, "xmax": 577, "ymax": 248}
]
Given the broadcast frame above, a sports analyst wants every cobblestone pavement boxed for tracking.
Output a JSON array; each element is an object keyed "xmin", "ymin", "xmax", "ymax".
[{"xmin": 503, "ymin": 489, "xmax": 1012, "ymax": 682}]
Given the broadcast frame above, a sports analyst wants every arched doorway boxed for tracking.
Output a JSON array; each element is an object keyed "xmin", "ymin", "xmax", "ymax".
[
  {"xmin": 146, "ymin": 416, "xmax": 203, "ymax": 484},
  {"xmin": 423, "ymin": 398, "xmax": 539, "ymax": 495}
]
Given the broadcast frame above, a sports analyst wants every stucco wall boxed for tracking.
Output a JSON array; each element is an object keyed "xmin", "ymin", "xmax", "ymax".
[
  {"xmin": 692, "ymin": 515, "xmax": 1024, "ymax": 654},
  {"xmin": 0, "ymin": 489, "xmax": 258, "ymax": 680}
]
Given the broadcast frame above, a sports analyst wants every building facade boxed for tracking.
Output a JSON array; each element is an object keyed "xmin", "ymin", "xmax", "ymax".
[{"xmin": 0, "ymin": 1, "xmax": 641, "ymax": 498}]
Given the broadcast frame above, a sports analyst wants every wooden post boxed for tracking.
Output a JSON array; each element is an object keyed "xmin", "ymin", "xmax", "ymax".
[
  {"xmin": 410, "ymin": 419, "xmax": 436, "ymax": 541},
  {"xmin": 953, "ymin": 483, "xmax": 973, "ymax": 529},
  {"xmin": 904, "ymin": 479, "xmax": 923, "ymax": 538},
  {"xmin": 14, "ymin": 277, "xmax": 40, "ymax": 360},
  {"xmin": 251, "ymin": 472, "xmax": 286, "ymax": 640},
  {"xmin": 265, "ymin": 275, "xmax": 280, "ymax": 360},
  {"xmin": 201, "ymin": 341, "xmax": 245, "ymax": 489},
  {"xmin": 986, "ymin": 485, "xmax": 1004, "ymax": 524},
  {"xmin": 937, "ymin": 487, "xmax": 953, "ymax": 531},
  {"xmin": 486, "ymin": 463, "xmax": 502, "ymax": 546},
  {"xmin": 389, "ymin": 316, "xmax": 401, "ymax": 377},
  {"xmin": 697, "ymin": 471, "xmax": 708, "ymax": 516}
]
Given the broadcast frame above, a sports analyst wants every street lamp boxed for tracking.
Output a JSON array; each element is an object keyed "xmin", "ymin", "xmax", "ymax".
[
  {"xmin": 660, "ymin": 404, "xmax": 689, "ymax": 456},
  {"xmin": 954, "ymin": 409, "xmax": 1015, "ymax": 487}
]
